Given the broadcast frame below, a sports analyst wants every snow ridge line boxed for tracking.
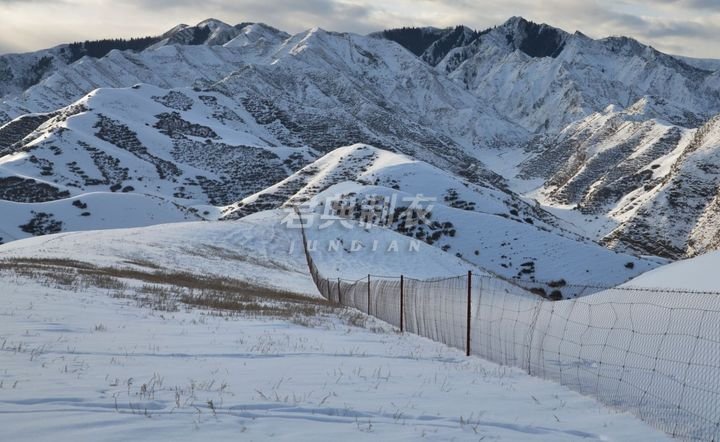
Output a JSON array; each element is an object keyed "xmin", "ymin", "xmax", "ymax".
[{"xmin": 295, "ymin": 209, "xmax": 720, "ymax": 440}]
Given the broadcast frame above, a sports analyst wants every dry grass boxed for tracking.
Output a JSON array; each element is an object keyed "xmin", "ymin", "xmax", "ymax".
[{"xmin": 0, "ymin": 257, "xmax": 340, "ymax": 323}]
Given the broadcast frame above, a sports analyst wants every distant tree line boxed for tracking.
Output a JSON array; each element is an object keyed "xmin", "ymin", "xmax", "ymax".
[
  {"xmin": 65, "ymin": 36, "xmax": 161, "ymax": 62},
  {"xmin": 380, "ymin": 27, "xmax": 446, "ymax": 56},
  {"xmin": 25, "ymin": 55, "xmax": 53, "ymax": 87},
  {"xmin": 423, "ymin": 26, "xmax": 483, "ymax": 63},
  {"xmin": 381, "ymin": 26, "xmax": 483, "ymax": 60}
]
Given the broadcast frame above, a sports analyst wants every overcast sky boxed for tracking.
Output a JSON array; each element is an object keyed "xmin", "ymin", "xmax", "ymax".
[{"xmin": 1, "ymin": 0, "xmax": 718, "ymax": 58}]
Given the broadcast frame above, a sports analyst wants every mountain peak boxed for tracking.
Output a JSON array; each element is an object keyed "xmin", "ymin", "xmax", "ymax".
[
  {"xmin": 503, "ymin": 16, "xmax": 529, "ymax": 27},
  {"xmin": 224, "ymin": 22, "xmax": 290, "ymax": 47},
  {"xmin": 300, "ymin": 26, "xmax": 337, "ymax": 41},
  {"xmin": 500, "ymin": 16, "xmax": 568, "ymax": 58},
  {"xmin": 156, "ymin": 18, "xmax": 244, "ymax": 47},
  {"xmin": 196, "ymin": 18, "xmax": 232, "ymax": 29},
  {"xmin": 163, "ymin": 23, "xmax": 190, "ymax": 35}
]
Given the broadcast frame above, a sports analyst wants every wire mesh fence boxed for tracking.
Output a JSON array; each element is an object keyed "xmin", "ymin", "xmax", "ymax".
[{"xmin": 297, "ymin": 214, "xmax": 720, "ymax": 440}]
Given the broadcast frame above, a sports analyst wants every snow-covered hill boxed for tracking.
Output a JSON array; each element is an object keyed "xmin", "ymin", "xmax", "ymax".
[
  {"xmin": 506, "ymin": 106, "xmax": 720, "ymax": 259},
  {"xmin": 621, "ymin": 250, "xmax": 720, "ymax": 291},
  {"xmin": 8, "ymin": 94, "xmax": 645, "ymax": 288},
  {"xmin": 374, "ymin": 19, "xmax": 720, "ymax": 258},
  {"xmin": 0, "ymin": 192, "xmax": 198, "ymax": 245},
  {"xmin": 1, "ymin": 22, "xmax": 524, "ymax": 180},
  {"xmin": 0, "ymin": 20, "xmax": 523, "ymax": 165},
  {"xmin": 517, "ymin": 98, "xmax": 693, "ymax": 232},
  {"xmin": 0, "ymin": 97, "xmax": 664, "ymax": 287},
  {"xmin": 603, "ymin": 115, "xmax": 720, "ymax": 258},
  {"xmin": 231, "ymin": 145, "xmax": 661, "ymax": 291},
  {"xmin": 0, "ymin": 45, "xmax": 71, "ymax": 108},
  {"xmin": 150, "ymin": 18, "xmax": 247, "ymax": 48},
  {"xmin": 0, "ymin": 83, "xmax": 318, "ymax": 243},
  {"xmin": 0, "ymin": 208, "xmax": 486, "ymax": 296}
]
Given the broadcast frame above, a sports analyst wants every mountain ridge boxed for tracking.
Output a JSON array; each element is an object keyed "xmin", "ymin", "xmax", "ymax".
[{"xmin": 1, "ymin": 16, "xmax": 720, "ymax": 262}]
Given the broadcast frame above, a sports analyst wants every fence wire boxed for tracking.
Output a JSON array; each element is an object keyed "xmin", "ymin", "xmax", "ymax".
[{"xmin": 296, "ymin": 213, "xmax": 720, "ymax": 440}]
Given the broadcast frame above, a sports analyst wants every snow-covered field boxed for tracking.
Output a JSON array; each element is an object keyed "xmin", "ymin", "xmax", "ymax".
[
  {"xmin": 0, "ymin": 209, "xmax": 481, "ymax": 296},
  {"xmin": 0, "ymin": 263, "xmax": 668, "ymax": 441},
  {"xmin": 622, "ymin": 249, "xmax": 720, "ymax": 291}
]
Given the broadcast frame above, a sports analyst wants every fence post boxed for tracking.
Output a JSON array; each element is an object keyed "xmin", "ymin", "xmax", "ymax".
[
  {"xmin": 466, "ymin": 271, "xmax": 472, "ymax": 357},
  {"xmin": 400, "ymin": 275, "xmax": 404, "ymax": 332},
  {"xmin": 367, "ymin": 274, "xmax": 371, "ymax": 315},
  {"xmin": 338, "ymin": 278, "xmax": 342, "ymax": 305}
]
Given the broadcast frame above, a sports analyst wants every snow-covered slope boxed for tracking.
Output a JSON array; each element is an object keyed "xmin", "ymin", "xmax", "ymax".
[
  {"xmin": 0, "ymin": 192, "xmax": 197, "ymax": 245},
  {"xmin": 0, "ymin": 121, "xmax": 661, "ymax": 287},
  {"xmin": 0, "ymin": 45, "xmax": 71, "ymax": 107},
  {"xmin": 230, "ymin": 145, "xmax": 660, "ymax": 291},
  {"xmin": 516, "ymin": 98, "xmax": 691, "ymax": 229},
  {"xmin": 227, "ymin": 144, "xmax": 560, "ymax": 226},
  {"xmin": 674, "ymin": 55, "xmax": 720, "ymax": 72},
  {"xmin": 0, "ymin": 83, "xmax": 317, "ymax": 243},
  {"xmin": 210, "ymin": 26, "xmax": 526, "ymax": 174},
  {"xmin": 149, "ymin": 19, "xmax": 290, "ymax": 50},
  {"xmin": 374, "ymin": 17, "xmax": 720, "ymax": 259},
  {"xmin": 494, "ymin": 104, "xmax": 720, "ymax": 259},
  {"xmin": 0, "ymin": 208, "xmax": 483, "ymax": 295},
  {"xmin": 369, "ymin": 17, "xmax": 720, "ymax": 259},
  {"xmin": 1, "ymin": 23, "xmax": 525, "ymax": 181},
  {"xmin": 622, "ymin": 250, "xmax": 720, "ymax": 291},
  {"xmin": 0, "ymin": 22, "xmax": 526, "ymax": 166},
  {"xmin": 0, "ymin": 39, "xmax": 274, "ymax": 122},
  {"xmin": 225, "ymin": 23, "xmax": 290, "ymax": 47},
  {"xmin": 0, "ymin": 20, "xmax": 289, "ymax": 123},
  {"xmin": 0, "ymin": 261, "xmax": 667, "ymax": 441},
  {"xmin": 603, "ymin": 115, "xmax": 720, "ymax": 258},
  {"xmin": 432, "ymin": 17, "xmax": 720, "ymax": 133},
  {"xmin": 150, "ymin": 18, "xmax": 245, "ymax": 48}
]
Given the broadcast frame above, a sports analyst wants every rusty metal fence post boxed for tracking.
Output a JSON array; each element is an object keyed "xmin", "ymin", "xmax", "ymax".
[
  {"xmin": 466, "ymin": 271, "xmax": 472, "ymax": 357},
  {"xmin": 367, "ymin": 274, "xmax": 371, "ymax": 315},
  {"xmin": 400, "ymin": 275, "xmax": 404, "ymax": 332},
  {"xmin": 338, "ymin": 278, "xmax": 342, "ymax": 305}
]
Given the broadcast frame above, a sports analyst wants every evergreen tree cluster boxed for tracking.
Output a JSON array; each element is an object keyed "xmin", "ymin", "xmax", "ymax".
[
  {"xmin": 188, "ymin": 26, "xmax": 211, "ymax": 45},
  {"xmin": 511, "ymin": 20, "xmax": 566, "ymax": 58},
  {"xmin": 25, "ymin": 55, "xmax": 53, "ymax": 87},
  {"xmin": 66, "ymin": 36, "xmax": 161, "ymax": 62},
  {"xmin": 380, "ymin": 27, "xmax": 446, "ymax": 56},
  {"xmin": 423, "ymin": 26, "xmax": 483, "ymax": 64}
]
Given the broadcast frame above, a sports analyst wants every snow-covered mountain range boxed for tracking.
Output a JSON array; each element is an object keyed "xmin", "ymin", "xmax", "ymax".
[
  {"xmin": 1, "ymin": 16, "xmax": 719, "ymax": 283},
  {"xmin": 376, "ymin": 17, "xmax": 720, "ymax": 259}
]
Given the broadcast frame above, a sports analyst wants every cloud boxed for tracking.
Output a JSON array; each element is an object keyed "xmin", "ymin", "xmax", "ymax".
[
  {"xmin": 650, "ymin": 0, "xmax": 720, "ymax": 9},
  {"xmin": 0, "ymin": 0, "xmax": 719, "ymax": 58},
  {"xmin": 108, "ymin": 0, "xmax": 378, "ymax": 34},
  {"xmin": 0, "ymin": 40, "xmax": 16, "ymax": 54}
]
